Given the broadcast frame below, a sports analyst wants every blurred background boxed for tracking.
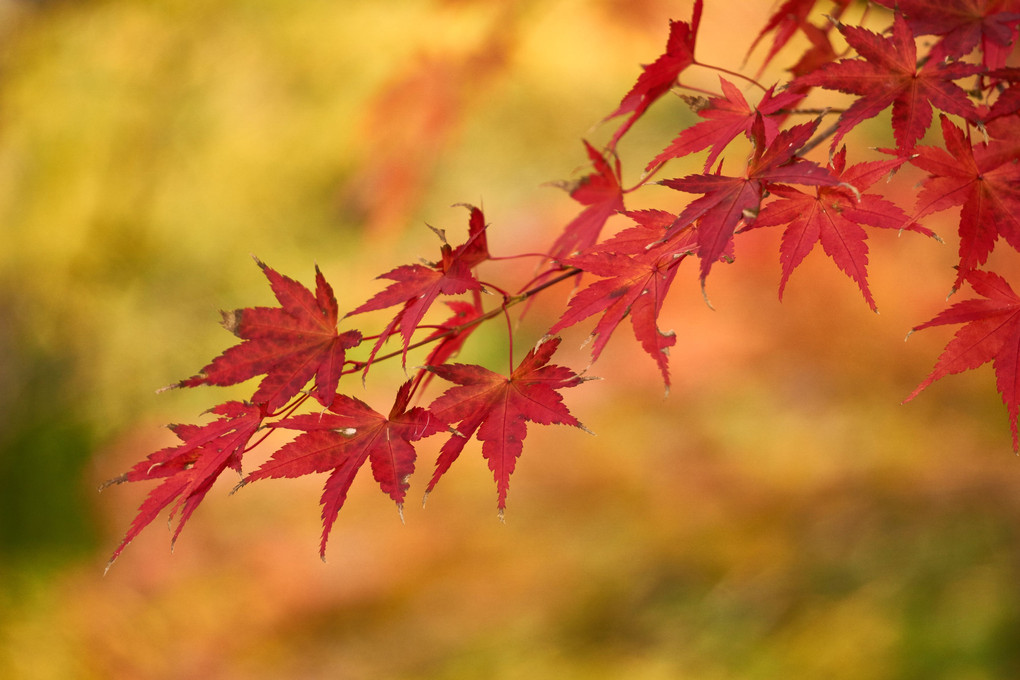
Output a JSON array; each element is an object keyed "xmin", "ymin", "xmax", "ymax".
[{"xmin": 1, "ymin": 0, "xmax": 1019, "ymax": 678}]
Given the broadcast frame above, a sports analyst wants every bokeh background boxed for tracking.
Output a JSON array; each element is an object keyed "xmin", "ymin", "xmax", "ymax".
[{"xmin": 2, "ymin": 0, "xmax": 1019, "ymax": 678}]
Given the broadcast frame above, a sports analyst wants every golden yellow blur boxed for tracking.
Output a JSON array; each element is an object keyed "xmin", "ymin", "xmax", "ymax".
[{"xmin": 1, "ymin": 0, "xmax": 1018, "ymax": 678}]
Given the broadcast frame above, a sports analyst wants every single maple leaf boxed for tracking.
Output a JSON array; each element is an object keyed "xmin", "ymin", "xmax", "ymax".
[
  {"xmin": 178, "ymin": 260, "xmax": 362, "ymax": 411},
  {"xmin": 647, "ymin": 77, "xmax": 805, "ymax": 172},
  {"xmin": 102, "ymin": 401, "xmax": 264, "ymax": 571},
  {"xmin": 604, "ymin": 0, "xmax": 703, "ymax": 149},
  {"xmin": 549, "ymin": 229, "xmax": 692, "ymax": 388},
  {"xmin": 873, "ymin": 0, "xmax": 1020, "ymax": 70},
  {"xmin": 788, "ymin": 21, "xmax": 839, "ymax": 81},
  {"xmin": 905, "ymin": 269, "xmax": 1020, "ymax": 450},
  {"xmin": 745, "ymin": 0, "xmax": 852, "ymax": 76},
  {"xmin": 748, "ymin": 146, "xmax": 934, "ymax": 310},
  {"xmin": 793, "ymin": 11, "xmax": 981, "ymax": 152},
  {"xmin": 348, "ymin": 205, "xmax": 489, "ymax": 364},
  {"xmin": 661, "ymin": 116, "xmax": 839, "ymax": 281},
  {"xmin": 550, "ymin": 140, "xmax": 625, "ymax": 260},
  {"xmin": 910, "ymin": 115, "xmax": 1020, "ymax": 290},
  {"xmin": 745, "ymin": 0, "xmax": 816, "ymax": 75},
  {"xmin": 424, "ymin": 337, "xmax": 589, "ymax": 516},
  {"xmin": 240, "ymin": 381, "xmax": 444, "ymax": 559}
]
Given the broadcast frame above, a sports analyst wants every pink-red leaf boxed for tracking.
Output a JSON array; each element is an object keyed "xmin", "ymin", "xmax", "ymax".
[
  {"xmin": 749, "ymin": 147, "xmax": 931, "ymax": 310},
  {"xmin": 179, "ymin": 261, "xmax": 362, "ymax": 411},
  {"xmin": 244, "ymin": 381, "xmax": 444, "ymax": 559},
  {"xmin": 348, "ymin": 205, "xmax": 489, "ymax": 364},
  {"xmin": 604, "ymin": 0, "xmax": 703, "ymax": 149},
  {"xmin": 905, "ymin": 270, "xmax": 1020, "ymax": 450},
  {"xmin": 794, "ymin": 12, "xmax": 980, "ymax": 151},
  {"xmin": 550, "ymin": 141, "xmax": 625, "ymax": 259},
  {"xmin": 662, "ymin": 117, "xmax": 838, "ymax": 280},
  {"xmin": 550, "ymin": 232, "xmax": 692, "ymax": 387},
  {"xmin": 425, "ymin": 337, "xmax": 587, "ymax": 514},
  {"xmin": 103, "ymin": 401, "xmax": 264, "ymax": 570},
  {"xmin": 910, "ymin": 115, "xmax": 1020, "ymax": 289},
  {"xmin": 648, "ymin": 78, "xmax": 805, "ymax": 172}
]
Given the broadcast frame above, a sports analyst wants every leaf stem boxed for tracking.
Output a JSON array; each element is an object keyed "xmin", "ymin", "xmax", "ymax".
[
  {"xmin": 692, "ymin": 60, "xmax": 767, "ymax": 92},
  {"xmin": 344, "ymin": 268, "xmax": 583, "ymax": 373}
]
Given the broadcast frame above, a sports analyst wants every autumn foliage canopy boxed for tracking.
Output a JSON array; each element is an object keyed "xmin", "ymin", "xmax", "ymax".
[{"xmin": 103, "ymin": 0, "xmax": 1020, "ymax": 569}]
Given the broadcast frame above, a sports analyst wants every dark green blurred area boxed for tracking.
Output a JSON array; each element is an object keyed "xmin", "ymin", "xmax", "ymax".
[{"xmin": 1, "ymin": 0, "xmax": 1019, "ymax": 678}]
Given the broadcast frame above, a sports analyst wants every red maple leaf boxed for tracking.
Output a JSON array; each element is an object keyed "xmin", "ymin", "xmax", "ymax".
[
  {"xmin": 789, "ymin": 21, "xmax": 840, "ymax": 81},
  {"xmin": 745, "ymin": 0, "xmax": 853, "ymax": 76},
  {"xmin": 240, "ymin": 381, "xmax": 444, "ymax": 559},
  {"xmin": 102, "ymin": 401, "xmax": 264, "ymax": 571},
  {"xmin": 910, "ymin": 115, "xmax": 1020, "ymax": 290},
  {"xmin": 549, "ymin": 223, "xmax": 694, "ymax": 389},
  {"xmin": 873, "ymin": 0, "xmax": 1020, "ymax": 69},
  {"xmin": 794, "ymin": 11, "xmax": 981, "ymax": 151},
  {"xmin": 424, "ymin": 337, "xmax": 589, "ymax": 516},
  {"xmin": 178, "ymin": 260, "xmax": 362, "ymax": 411},
  {"xmin": 648, "ymin": 77, "xmax": 804, "ymax": 172},
  {"xmin": 747, "ymin": 146, "xmax": 934, "ymax": 310},
  {"xmin": 662, "ymin": 116, "xmax": 838, "ymax": 281},
  {"xmin": 550, "ymin": 140, "xmax": 625, "ymax": 260},
  {"xmin": 604, "ymin": 0, "xmax": 703, "ymax": 149},
  {"xmin": 905, "ymin": 269, "xmax": 1020, "ymax": 450},
  {"xmin": 348, "ymin": 205, "xmax": 489, "ymax": 364}
]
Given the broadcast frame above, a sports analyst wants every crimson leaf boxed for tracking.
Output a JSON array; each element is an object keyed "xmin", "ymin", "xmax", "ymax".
[
  {"xmin": 550, "ymin": 140, "xmax": 625, "ymax": 260},
  {"xmin": 102, "ymin": 401, "xmax": 264, "ymax": 571},
  {"xmin": 425, "ymin": 337, "xmax": 589, "ymax": 516},
  {"xmin": 910, "ymin": 114, "xmax": 1020, "ymax": 290},
  {"xmin": 348, "ymin": 204, "xmax": 489, "ymax": 365},
  {"xmin": 603, "ymin": 0, "xmax": 703, "ymax": 149},
  {"xmin": 648, "ymin": 77, "xmax": 804, "ymax": 172},
  {"xmin": 662, "ymin": 116, "xmax": 838, "ymax": 281},
  {"xmin": 178, "ymin": 260, "xmax": 362, "ymax": 411},
  {"xmin": 240, "ymin": 381, "xmax": 444, "ymax": 559},
  {"xmin": 748, "ymin": 146, "xmax": 934, "ymax": 310},
  {"xmin": 905, "ymin": 269, "xmax": 1020, "ymax": 450},
  {"xmin": 793, "ymin": 11, "xmax": 980, "ymax": 152}
]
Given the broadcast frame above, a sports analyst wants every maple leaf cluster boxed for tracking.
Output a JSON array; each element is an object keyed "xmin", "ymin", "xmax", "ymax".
[{"xmin": 105, "ymin": 0, "xmax": 1020, "ymax": 568}]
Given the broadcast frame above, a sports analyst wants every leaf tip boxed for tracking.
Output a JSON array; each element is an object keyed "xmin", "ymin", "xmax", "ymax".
[
  {"xmin": 220, "ymin": 309, "xmax": 243, "ymax": 336},
  {"xmin": 700, "ymin": 280, "xmax": 716, "ymax": 310},
  {"xmin": 98, "ymin": 474, "xmax": 127, "ymax": 492},
  {"xmin": 155, "ymin": 382, "xmax": 182, "ymax": 395}
]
